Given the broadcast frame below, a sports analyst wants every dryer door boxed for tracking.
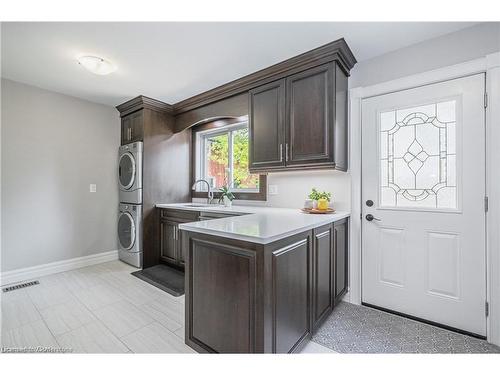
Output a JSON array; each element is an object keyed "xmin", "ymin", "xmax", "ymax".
[
  {"xmin": 118, "ymin": 212, "xmax": 136, "ymax": 251},
  {"xmin": 119, "ymin": 152, "xmax": 136, "ymax": 190}
]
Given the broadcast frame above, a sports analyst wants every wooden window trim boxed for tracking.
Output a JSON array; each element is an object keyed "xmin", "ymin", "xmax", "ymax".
[{"xmin": 191, "ymin": 119, "xmax": 267, "ymax": 201}]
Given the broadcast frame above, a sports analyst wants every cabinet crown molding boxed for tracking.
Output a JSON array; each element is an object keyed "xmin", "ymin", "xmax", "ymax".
[
  {"xmin": 173, "ymin": 38, "xmax": 356, "ymax": 114},
  {"xmin": 116, "ymin": 38, "xmax": 356, "ymax": 118},
  {"xmin": 116, "ymin": 95, "xmax": 174, "ymax": 117}
]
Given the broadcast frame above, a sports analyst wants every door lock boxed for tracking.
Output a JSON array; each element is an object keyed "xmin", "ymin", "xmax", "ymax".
[{"xmin": 365, "ymin": 214, "xmax": 381, "ymax": 222}]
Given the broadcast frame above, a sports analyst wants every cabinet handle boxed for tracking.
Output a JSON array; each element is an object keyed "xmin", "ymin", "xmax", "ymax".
[
  {"xmin": 285, "ymin": 144, "xmax": 289, "ymax": 162},
  {"xmin": 128, "ymin": 127, "xmax": 132, "ymax": 140},
  {"xmin": 279, "ymin": 144, "xmax": 283, "ymax": 162}
]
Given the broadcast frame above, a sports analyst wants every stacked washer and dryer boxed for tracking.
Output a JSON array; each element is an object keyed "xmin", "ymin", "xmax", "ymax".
[{"xmin": 118, "ymin": 141, "xmax": 143, "ymax": 268}]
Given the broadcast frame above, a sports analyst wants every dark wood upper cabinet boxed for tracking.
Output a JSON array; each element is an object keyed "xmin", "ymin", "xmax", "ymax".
[
  {"xmin": 286, "ymin": 63, "xmax": 334, "ymax": 167},
  {"xmin": 249, "ymin": 62, "xmax": 349, "ymax": 173},
  {"xmin": 334, "ymin": 64, "xmax": 349, "ymax": 171},
  {"xmin": 121, "ymin": 110, "xmax": 144, "ymax": 145},
  {"xmin": 248, "ymin": 79, "xmax": 286, "ymax": 171}
]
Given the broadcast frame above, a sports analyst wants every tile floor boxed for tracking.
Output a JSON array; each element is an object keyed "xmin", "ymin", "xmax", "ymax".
[
  {"xmin": 1, "ymin": 260, "xmax": 333, "ymax": 354},
  {"xmin": 313, "ymin": 302, "xmax": 500, "ymax": 354}
]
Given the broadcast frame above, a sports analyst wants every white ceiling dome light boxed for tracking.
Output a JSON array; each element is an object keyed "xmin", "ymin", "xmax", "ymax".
[{"xmin": 77, "ymin": 55, "xmax": 116, "ymax": 75}]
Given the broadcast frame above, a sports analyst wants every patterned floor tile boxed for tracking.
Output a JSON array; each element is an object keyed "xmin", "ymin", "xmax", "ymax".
[{"xmin": 312, "ymin": 302, "xmax": 500, "ymax": 354}]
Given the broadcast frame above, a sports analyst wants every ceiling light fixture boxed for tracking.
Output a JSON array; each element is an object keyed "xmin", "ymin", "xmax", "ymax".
[{"xmin": 77, "ymin": 55, "xmax": 116, "ymax": 75}]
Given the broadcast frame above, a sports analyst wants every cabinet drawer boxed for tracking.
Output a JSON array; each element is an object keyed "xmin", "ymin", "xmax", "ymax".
[
  {"xmin": 198, "ymin": 211, "xmax": 242, "ymax": 220},
  {"xmin": 160, "ymin": 209, "xmax": 199, "ymax": 221}
]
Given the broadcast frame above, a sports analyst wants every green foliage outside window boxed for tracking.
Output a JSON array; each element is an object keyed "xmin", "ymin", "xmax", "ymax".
[{"xmin": 207, "ymin": 127, "xmax": 259, "ymax": 189}]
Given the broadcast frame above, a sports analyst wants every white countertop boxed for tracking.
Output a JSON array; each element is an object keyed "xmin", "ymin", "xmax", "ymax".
[{"xmin": 156, "ymin": 203, "xmax": 350, "ymax": 244}]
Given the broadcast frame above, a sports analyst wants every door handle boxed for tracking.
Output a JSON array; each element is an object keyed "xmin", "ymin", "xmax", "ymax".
[{"xmin": 365, "ymin": 214, "xmax": 381, "ymax": 222}]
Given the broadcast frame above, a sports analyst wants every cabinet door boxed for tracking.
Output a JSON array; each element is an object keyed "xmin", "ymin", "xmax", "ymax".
[
  {"xmin": 188, "ymin": 238, "xmax": 257, "ymax": 353},
  {"xmin": 178, "ymin": 226, "xmax": 185, "ymax": 265},
  {"xmin": 121, "ymin": 111, "xmax": 143, "ymax": 145},
  {"xmin": 286, "ymin": 63, "xmax": 335, "ymax": 167},
  {"xmin": 334, "ymin": 219, "xmax": 348, "ymax": 304},
  {"xmin": 312, "ymin": 224, "xmax": 334, "ymax": 331},
  {"xmin": 130, "ymin": 111, "xmax": 144, "ymax": 142},
  {"xmin": 160, "ymin": 220, "xmax": 178, "ymax": 265},
  {"xmin": 271, "ymin": 235, "xmax": 311, "ymax": 353},
  {"xmin": 121, "ymin": 116, "xmax": 132, "ymax": 145},
  {"xmin": 248, "ymin": 79, "xmax": 286, "ymax": 172}
]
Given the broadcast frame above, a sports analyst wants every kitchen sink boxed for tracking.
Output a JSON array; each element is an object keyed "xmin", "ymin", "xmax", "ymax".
[{"xmin": 180, "ymin": 203, "xmax": 224, "ymax": 208}]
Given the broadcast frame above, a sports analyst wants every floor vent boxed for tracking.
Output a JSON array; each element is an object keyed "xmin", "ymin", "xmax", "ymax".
[{"xmin": 2, "ymin": 280, "xmax": 40, "ymax": 293}]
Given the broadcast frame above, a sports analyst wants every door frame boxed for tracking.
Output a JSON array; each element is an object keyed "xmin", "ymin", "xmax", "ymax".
[{"xmin": 348, "ymin": 52, "xmax": 500, "ymax": 345}]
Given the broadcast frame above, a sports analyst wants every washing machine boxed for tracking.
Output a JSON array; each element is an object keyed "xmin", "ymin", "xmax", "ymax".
[
  {"xmin": 118, "ymin": 203, "xmax": 142, "ymax": 268},
  {"xmin": 119, "ymin": 141, "xmax": 143, "ymax": 204}
]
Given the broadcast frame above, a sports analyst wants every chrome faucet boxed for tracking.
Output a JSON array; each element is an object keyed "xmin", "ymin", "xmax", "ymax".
[{"xmin": 192, "ymin": 179, "xmax": 213, "ymax": 204}]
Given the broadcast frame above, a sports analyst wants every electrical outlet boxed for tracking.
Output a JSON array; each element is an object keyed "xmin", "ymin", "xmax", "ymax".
[
  {"xmin": 268, "ymin": 185, "xmax": 278, "ymax": 195},
  {"xmin": 89, "ymin": 184, "xmax": 97, "ymax": 193}
]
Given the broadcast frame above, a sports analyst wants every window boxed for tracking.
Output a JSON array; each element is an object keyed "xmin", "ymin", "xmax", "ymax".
[
  {"xmin": 379, "ymin": 100, "xmax": 458, "ymax": 210},
  {"xmin": 193, "ymin": 120, "xmax": 266, "ymax": 200}
]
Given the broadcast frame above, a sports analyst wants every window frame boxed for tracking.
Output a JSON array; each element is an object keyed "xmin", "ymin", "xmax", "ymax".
[{"xmin": 191, "ymin": 118, "xmax": 267, "ymax": 201}]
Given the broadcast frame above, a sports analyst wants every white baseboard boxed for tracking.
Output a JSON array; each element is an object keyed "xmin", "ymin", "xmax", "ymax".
[{"xmin": 0, "ymin": 250, "xmax": 119, "ymax": 286}]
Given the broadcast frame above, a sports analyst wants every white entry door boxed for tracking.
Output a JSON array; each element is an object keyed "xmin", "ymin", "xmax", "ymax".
[{"xmin": 361, "ymin": 74, "xmax": 486, "ymax": 336}]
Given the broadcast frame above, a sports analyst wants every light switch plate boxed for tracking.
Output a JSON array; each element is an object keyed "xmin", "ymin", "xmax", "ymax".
[
  {"xmin": 268, "ymin": 185, "xmax": 278, "ymax": 195},
  {"xmin": 89, "ymin": 184, "xmax": 97, "ymax": 193}
]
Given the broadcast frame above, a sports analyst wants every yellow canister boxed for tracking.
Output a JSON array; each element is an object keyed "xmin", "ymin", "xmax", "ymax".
[{"xmin": 317, "ymin": 198, "xmax": 328, "ymax": 210}]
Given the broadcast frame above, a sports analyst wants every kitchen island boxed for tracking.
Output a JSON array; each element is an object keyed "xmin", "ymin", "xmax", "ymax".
[{"xmin": 159, "ymin": 204, "xmax": 349, "ymax": 354}]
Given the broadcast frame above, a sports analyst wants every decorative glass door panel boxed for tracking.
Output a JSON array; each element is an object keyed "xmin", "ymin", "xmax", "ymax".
[{"xmin": 379, "ymin": 100, "xmax": 458, "ymax": 209}]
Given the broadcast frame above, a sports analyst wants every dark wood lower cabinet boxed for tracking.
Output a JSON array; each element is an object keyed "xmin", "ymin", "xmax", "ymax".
[
  {"xmin": 312, "ymin": 224, "xmax": 334, "ymax": 331},
  {"xmin": 160, "ymin": 220, "xmax": 178, "ymax": 265},
  {"xmin": 334, "ymin": 218, "xmax": 349, "ymax": 304},
  {"xmin": 158, "ymin": 208, "xmax": 242, "ymax": 268},
  {"xmin": 182, "ymin": 217, "xmax": 348, "ymax": 353},
  {"xmin": 184, "ymin": 230, "xmax": 315, "ymax": 353},
  {"xmin": 188, "ymin": 238, "xmax": 259, "ymax": 353},
  {"xmin": 269, "ymin": 237, "xmax": 311, "ymax": 353},
  {"xmin": 159, "ymin": 209, "xmax": 199, "ymax": 268}
]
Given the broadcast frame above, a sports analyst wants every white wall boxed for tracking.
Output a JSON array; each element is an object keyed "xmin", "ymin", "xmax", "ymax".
[
  {"xmin": 1, "ymin": 79, "xmax": 120, "ymax": 272},
  {"xmin": 264, "ymin": 170, "xmax": 350, "ymax": 211},
  {"xmin": 350, "ymin": 22, "xmax": 500, "ymax": 88}
]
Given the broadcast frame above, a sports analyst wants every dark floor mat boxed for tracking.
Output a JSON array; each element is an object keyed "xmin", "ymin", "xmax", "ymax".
[{"xmin": 131, "ymin": 264, "xmax": 184, "ymax": 297}]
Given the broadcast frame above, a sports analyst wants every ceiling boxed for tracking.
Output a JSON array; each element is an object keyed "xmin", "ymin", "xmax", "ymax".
[{"xmin": 1, "ymin": 22, "xmax": 478, "ymax": 107}]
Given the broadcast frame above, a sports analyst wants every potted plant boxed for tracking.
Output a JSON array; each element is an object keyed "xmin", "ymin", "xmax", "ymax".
[
  {"xmin": 308, "ymin": 188, "xmax": 332, "ymax": 210},
  {"xmin": 218, "ymin": 186, "xmax": 235, "ymax": 207}
]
